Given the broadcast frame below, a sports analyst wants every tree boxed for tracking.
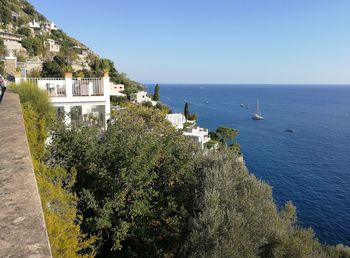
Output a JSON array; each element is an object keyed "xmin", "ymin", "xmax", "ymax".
[
  {"xmin": 17, "ymin": 27, "xmax": 32, "ymax": 37},
  {"xmin": 153, "ymin": 84, "xmax": 160, "ymax": 101},
  {"xmin": 0, "ymin": 5, "xmax": 12, "ymax": 25},
  {"xmin": 23, "ymin": 2, "xmax": 36, "ymax": 15},
  {"xmin": 101, "ymin": 59, "xmax": 110, "ymax": 73},
  {"xmin": 48, "ymin": 105, "xmax": 200, "ymax": 257},
  {"xmin": 183, "ymin": 150, "xmax": 329, "ymax": 258},
  {"xmin": 21, "ymin": 37, "xmax": 44, "ymax": 56},
  {"xmin": 184, "ymin": 102, "xmax": 190, "ymax": 119},
  {"xmin": 215, "ymin": 126, "xmax": 238, "ymax": 146},
  {"xmin": 41, "ymin": 55, "xmax": 69, "ymax": 77}
]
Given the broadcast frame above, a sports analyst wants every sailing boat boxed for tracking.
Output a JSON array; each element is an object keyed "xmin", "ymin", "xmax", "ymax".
[{"xmin": 252, "ymin": 99, "xmax": 264, "ymax": 120}]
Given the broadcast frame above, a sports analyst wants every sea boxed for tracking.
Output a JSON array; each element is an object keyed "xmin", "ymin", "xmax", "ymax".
[{"xmin": 145, "ymin": 84, "xmax": 350, "ymax": 246}]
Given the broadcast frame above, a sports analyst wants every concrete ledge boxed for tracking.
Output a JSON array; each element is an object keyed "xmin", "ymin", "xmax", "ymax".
[{"xmin": 0, "ymin": 92, "xmax": 52, "ymax": 257}]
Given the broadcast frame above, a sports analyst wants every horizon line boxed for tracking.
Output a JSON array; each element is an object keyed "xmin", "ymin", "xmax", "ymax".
[{"xmin": 141, "ymin": 82, "xmax": 350, "ymax": 86}]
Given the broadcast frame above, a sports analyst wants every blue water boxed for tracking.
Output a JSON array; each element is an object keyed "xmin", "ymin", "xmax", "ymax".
[{"xmin": 146, "ymin": 84, "xmax": 350, "ymax": 246}]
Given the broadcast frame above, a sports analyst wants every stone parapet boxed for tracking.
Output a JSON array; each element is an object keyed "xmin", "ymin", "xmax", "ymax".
[{"xmin": 0, "ymin": 92, "xmax": 52, "ymax": 257}]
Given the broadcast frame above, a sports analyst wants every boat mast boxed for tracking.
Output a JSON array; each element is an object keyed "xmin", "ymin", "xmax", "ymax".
[{"xmin": 257, "ymin": 99, "xmax": 260, "ymax": 115}]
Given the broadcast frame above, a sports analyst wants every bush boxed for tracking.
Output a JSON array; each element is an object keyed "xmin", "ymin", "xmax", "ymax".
[
  {"xmin": 11, "ymin": 82, "xmax": 54, "ymax": 123},
  {"xmin": 48, "ymin": 106, "xmax": 200, "ymax": 257},
  {"xmin": 21, "ymin": 37, "xmax": 44, "ymax": 56},
  {"xmin": 17, "ymin": 26, "xmax": 32, "ymax": 37},
  {"xmin": 183, "ymin": 150, "xmax": 329, "ymax": 258},
  {"xmin": 41, "ymin": 55, "xmax": 69, "ymax": 77},
  {"xmin": 187, "ymin": 113, "xmax": 198, "ymax": 121},
  {"xmin": 16, "ymin": 82, "xmax": 96, "ymax": 257},
  {"xmin": 0, "ymin": 5, "xmax": 11, "ymax": 25},
  {"xmin": 110, "ymin": 95, "xmax": 128, "ymax": 105}
]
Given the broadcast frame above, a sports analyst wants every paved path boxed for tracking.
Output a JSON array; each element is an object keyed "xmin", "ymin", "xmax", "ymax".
[{"xmin": 0, "ymin": 92, "xmax": 52, "ymax": 257}]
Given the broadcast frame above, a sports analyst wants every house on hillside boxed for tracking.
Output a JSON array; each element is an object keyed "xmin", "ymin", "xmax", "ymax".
[
  {"xmin": 110, "ymin": 83, "xmax": 125, "ymax": 96},
  {"xmin": 133, "ymin": 91, "xmax": 157, "ymax": 106},
  {"xmin": 28, "ymin": 19, "xmax": 40, "ymax": 29},
  {"xmin": 183, "ymin": 126, "xmax": 210, "ymax": 149},
  {"xmin": 17, "ymin": 74, "xmax": 112, "ymax": 129},
  {"xmin": 166, "ymin": 113, "xmax": 186, "ymax": 129},
  {"xmin": 28, "ymin": 20, "xmax": 58, "ymax": 34},
  {"xmin": 45, "ymin": 39, "xmax": 60, "ymax": 53},
  {"xmin": 165, "ymin": 113, "xmax": 210, "ymax": 149},
  {"xmin": 42, "ymin": 22, "xmax": 58, "ymax": 32},
  {"xmin": 28, "ymin": 19, "xmax": 42, "ymax": 35}
]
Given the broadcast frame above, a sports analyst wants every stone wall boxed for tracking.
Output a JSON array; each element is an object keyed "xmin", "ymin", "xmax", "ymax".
[
  {"xmin": 4, "ymin": 58, "xmax": 16, "ymax": 75},
  {"xmin": 0, "ymin": 92, "xmax": 52, "ymax": 257}
]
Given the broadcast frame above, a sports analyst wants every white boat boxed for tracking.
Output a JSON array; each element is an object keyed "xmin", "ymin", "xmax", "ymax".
[{"xmin": 252, "ymin": 99, "xmax": 264, "ymax": 120}]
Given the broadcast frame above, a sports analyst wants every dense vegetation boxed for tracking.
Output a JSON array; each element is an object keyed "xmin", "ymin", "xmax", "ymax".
[
  {"xmin": 5, "ymin": 1, "xmax": 350, "ymax": 257},
  {"xmin": 10, "ymin": 82, "xmax": 350, "ymax": 257},
  {"xmin": 11, "ymin": 82, "xmax": 96, "ymax": 257},
  {"xmin": 0, "ymin": 0, "xmax": 46, "ymax": 28},
  {"xmin": 48, "ymin": 106, "xmax": 199, "ymax": 257}
]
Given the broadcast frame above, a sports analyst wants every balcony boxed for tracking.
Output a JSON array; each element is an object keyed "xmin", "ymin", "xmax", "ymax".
[
  {"xmin": 72, "ymin": 78, "xmax": 103, "ymax": 96},
  {"xmin": 25, "ymin": 78, "xmax": 66, "ymax": 97}
]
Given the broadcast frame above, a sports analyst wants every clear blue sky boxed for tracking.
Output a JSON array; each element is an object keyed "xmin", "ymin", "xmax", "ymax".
[{"xmin": 29, "ymin": 0, "xmax": 350, "ymax": 84}]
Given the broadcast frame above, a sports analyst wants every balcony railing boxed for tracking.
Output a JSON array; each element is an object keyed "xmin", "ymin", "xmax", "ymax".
[
  {"xmin": 72, "ymin": 78, "xmax": 103, "ymax": 96},
  {"xmin": 19, "ymin": 77, "xmax": 105, "ymax": 97},
  {"xmin": 24, "ymin": 78, "xmax": 66, "ymax": 97}
]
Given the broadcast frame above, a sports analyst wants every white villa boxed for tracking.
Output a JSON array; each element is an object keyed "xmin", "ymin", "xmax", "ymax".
[
  {"xmin": 28, "ymin": 19, "xmax": 58, "ymax": 34},
  {"xmin": 16, "ymin": 74, "xmax": 116, "ymax": 129},
  {"xmin": 165, "ymin": 113, "xmax": 210, "ymax": 149},
  {"xmin": 166, "ymin": 113, "xmax": 186, "ymax": 129},
  {"xmin": 28, "ymin": 19, "xmax": 41, "ymax": 29},
  {"xmin": 110, "ymin": 83, "xmax": 125, "ymax": 97},
  {"xmin": 183, "ymin": 126, "xmax": 210, "ymax": 149},
  {"xmin": 45, "ymin": 39, "xmax": 60, "ymax": 53},
  {"xmin": 133, "ymin": 91, "xmax": 156, "ymax": 106},
  {"xmin": 42, "ymin": 22, "xmax": 58, "ymax": 32}
]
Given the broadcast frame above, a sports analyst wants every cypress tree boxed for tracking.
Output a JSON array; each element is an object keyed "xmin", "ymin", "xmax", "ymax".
[
  {"xmin": 184, "ymin": 102, "xmax": 190, "ymax": 119},
  {"xmin": 153, "ymin": 84, "xmax": 160, "ymax": 101}
]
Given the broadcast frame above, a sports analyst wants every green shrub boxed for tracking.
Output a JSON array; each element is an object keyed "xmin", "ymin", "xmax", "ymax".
[
  {"xmin": 183, "ymin": 150, "xmax": 329, "ymax": 258},
  {"xmin": 21, "ymin": 36, "xmax": 44, "ymax": 56},
  {"xmin": 110, "ymin": 95, "xmax": 128, "ymax": 105},
  {"xmin": 11, "ymin": 82, "xmax": 54, "ymax": 123},
  {"xmin": 17, "ymin": 26, "xmax": 32, "ymax": 37},
  {"xmin": 48, "ymin": 105, "xmax": 199, "ymax": 257},
  {"xmin": 15, "ymin": 82, "xmax": 96, "ymax": 257}
]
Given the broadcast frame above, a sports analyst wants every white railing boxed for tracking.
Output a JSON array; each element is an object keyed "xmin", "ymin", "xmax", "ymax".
[
  {"xmin": 19, "ymin": 77, "xmax": 105, "ymax": 97},
  {"xmin": 24, "ymin": 78, "xmax": 66, "ymax": 97},
  {"xmin": 72, "ymin": 78, "xmax": 103, "ymax": 96}
]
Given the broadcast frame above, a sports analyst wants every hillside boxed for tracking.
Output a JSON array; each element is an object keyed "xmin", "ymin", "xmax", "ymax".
[{"xmin": 0, "ymin": 0, "xmax": 142, "ymax": 95}]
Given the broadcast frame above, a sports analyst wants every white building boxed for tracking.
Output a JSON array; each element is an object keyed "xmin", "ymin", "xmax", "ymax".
[
  {"xmin": 110, "ymin": 83, "xmax": 125, "ymax": 97},
  {"xmin": 46, "ymin": 39, "xmax": 60, "ymax": 53},
  {"xmin": 166, "ymin": 113, "xmax": 186, "ymax": 129},
  {"xmin": 42, "ymin": 22, "xmax": 58, "ymax": 31},
  {"xmin": 133, "ymin": 91, "xmax": 156, "ymax": 106},
  {"xmin": 28, "ymin": 19, "xmax": 40, "ymax": 29},
  {"xmin": 183, "ymin": 126, "xmax": 210, "ymax": 149},
  {"xmin": 17, "ymin": 75, "xmax": 111, "ymax": 129}
]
